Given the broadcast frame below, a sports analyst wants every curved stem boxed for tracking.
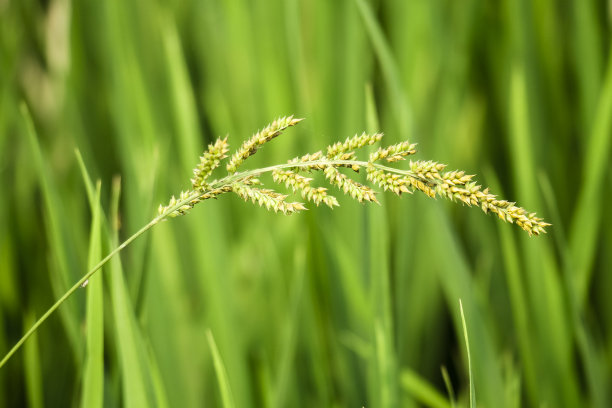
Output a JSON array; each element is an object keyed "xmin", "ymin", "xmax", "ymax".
[{"xmin": 0, "ymin": 194, "xmax": 197, "ymax": 369}]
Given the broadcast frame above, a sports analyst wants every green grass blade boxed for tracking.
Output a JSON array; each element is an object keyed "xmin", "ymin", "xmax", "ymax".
[
  {"xmin": 207, "ymin": 329, "xmax": 236, "ymax": 408},
  {"xmin": 354, "ymin": 0, "xmax": 412, "ymax": 140},
  {"xmin": 373, "ymin": 319, "xmax": 397, "ymax": 408},
  {"xmin": 271, "ymin": 245, "xmax": 306, "ymax": 408},
  {"xmin": 486, "ymin": 170, "xmax": 539, "ymax": 405},
  {"xmin": 368, "ymin": 204, "xmax": 400, "ymax": 408},
  {"xmin": 108, "ymin": 177, "xmax": 155, "ymax": 408},
  {"xmin": 459, "ymin": 300, "xmax": 475, "ymax": 408},
  {"xmin": 539, "ymin": 175, "xmax": 610, "ymax": 407},
  {"xmin": 81, "ymin": 181, "xmax": 104, "ymax": 408},
  {"xmin": 20, "ymin": 104, "xmax": 82, "ymax": 362},
  {"xmin": 570, "ymin": 43, "xmax": 612, "ymax": 301},
  {"xmin": 400, "ymin": 368, "xmax": 451, "ymax": 408},
  {"xmin": 161, "ymin": 18, "xmax": 201, "ymax": 174},
  {"xmin": 74, "ymin": 150, "xmax": 98, "ymax": 211},
  {"xmin": 23, "ymin": 312, "xmax": 43, "ymax": 408},
  {"xmin": 146, "ymin": 341, "xmax": 170, "ymax": 408},
  {"xmin": 365, "ymin": 83, "xmax": 380, "ymax": 132},
  {"xmin": 508, "ymin": 65, "xmax": 540, "ymax": 210},
  {"xmin": 428, "ymin": 204, "xmax": 506, "ymax": 408},
  {"xmin": 571, "ymin": 0, "xmax": 603, "ymax": 131},
  {"xmin": 509, "ymin": 64, "xmax": 580, "ymax": 407},
  {"xmin": 440, "ymin": 366, "xmax": 456, "ymax": 408},
  {"xmin": 284, "ymin": 0, "xmax": 310, "ymax": 113}
]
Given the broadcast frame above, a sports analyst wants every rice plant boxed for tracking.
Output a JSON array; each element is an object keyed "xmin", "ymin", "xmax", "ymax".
[
  {"xmin": 1, "ymin": 114, "xmax": 549, "ymax": 375},
  {"xmin": 1, "ymin": 0, "xmax": 610, "ymax": 407}
]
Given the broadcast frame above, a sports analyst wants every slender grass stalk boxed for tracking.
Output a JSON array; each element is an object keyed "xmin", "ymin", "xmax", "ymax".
[
  {"xmin": 0, "ymin": 116, "xmax": 548, "ymax": 370},
  {"xmin": 440, "ymin": 366, "xmax": 457, "ymax": 408},
  {"xmin": 0, "ymin": 214, "xmax": 163, "ymax": 369},
  {"xmin": 460, "ymin": 300, "xmax": 476, "ymax": 408},
  {"xmin": 80, "ymin": 181, "xmax": 104, "ymax": 408},
  {"xmin": 400, "ymin": 369, "xmax": 451, "ymax": 408},
  {"xmin": 206, "ymin": 330, "xmax": 236, "ymax": 408}
]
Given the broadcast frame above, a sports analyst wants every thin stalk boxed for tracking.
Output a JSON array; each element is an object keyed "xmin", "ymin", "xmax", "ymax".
[{"xmin": 0, "ymin": 194, "xmax": 194, "ymax": 369}]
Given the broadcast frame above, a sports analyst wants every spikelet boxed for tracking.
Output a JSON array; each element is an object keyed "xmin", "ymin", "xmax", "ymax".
[
  {"xmin": 191, "ymin": 137, "xmax": 229, "ymax": 189},
  {"xmin": 231, "ymin": 183, "xmax": 306, "ymax": 214},
  {"xmin": 366, "ymin": 165, "xmax": 412, "ymax": 195},
  {"xmin": 369, "ymin": 141, "xmax": 417, "ymax": 162},
  {"xmin": 326, "ymin": 132, "xmax": 383, "ymax": 158},
  {"xmin": 272, "ymin": 169, "xmax": 339, "ymax": 208},
  {"xmin": 410, "ymin": 160, "xmax": 446, "ymax": 180},
  {"xmin": 226, "ymin": 116, "xmax": 303, "ymax": 174},
  {"xmin": 324, "ymin": 166, "xmax": 378, "ymax": 203},
  {"xmin": 158, "ymin": 190, "xmax": 198, "ymax": 218},
  {"xmin": 158, "ymin": 186, "xmax": 234, "ymax": 218},
  {"xmin": 435, "ymin": 182, "xmax": 551, "ymax": 236}
]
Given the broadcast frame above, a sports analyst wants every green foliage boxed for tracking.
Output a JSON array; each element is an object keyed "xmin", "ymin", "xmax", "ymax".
[{"xmin": 1, "ymin": 0, "xmax": 611, "ymax": 407}]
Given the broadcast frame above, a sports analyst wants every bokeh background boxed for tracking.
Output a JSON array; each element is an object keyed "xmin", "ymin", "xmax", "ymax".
[{"xmin": 1, "ymin": 0, "xmax": 611, "ymax": 407}]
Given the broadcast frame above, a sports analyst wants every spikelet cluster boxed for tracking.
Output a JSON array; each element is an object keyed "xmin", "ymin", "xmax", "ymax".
[
  {"xmin": 272, "ymin": 169, "xmax": 339, "ymax": 208},
  {"xmin": 369, "ymin": 158, "xmax": 549, "ymax": 235},
  {"xmin": 226, "ymin": 116, "xmax": 302, "ymax": 174},
  {"xmin": 327, "ymin": 132, "xmax": 383, "ymax": 158},
  {"xmin": 324, "ymin": 133, "xmax": 381, "ymax": 172},
  {"xmin": 366, "ymin": 150, "xmax": 549, "ymax": 235},
  {"xmin": 158, "ymin": 115, "xmax": 549, "ymax": 236},
  {"xmin": 158, "ymin": 190, "xmax": 197, "ymax": 218},
  {"xmin": 407, "ymin": 161, "xmax": 550, "ymax": 235},
  {"xmin": 435, "ymin": 181, "xmax": 549, "ymax": 236},
  {"xmin": 232, "ymin": 182, "xmax": 306, "ymax": 214},
  {"xmin": 274, "ymin": 132, "xmax": 384, "ymax": 203},
  {"xmin": 366, "ymin": 159, "xmax": 438, "ymax": 198},
  {"xmin": 366, "ymin": 165, "xmax": 413, "ymax": 195},
  {"xmin": 369, "ymin": 140, "xmax": 417, "ymax": 162},
  {"xmin": 158, "ymin": 186, "xmax": 233, "ymax": 218},
  {"xmin": 324, "ymin": 166, "xmax": 378, "ymax": 203},
  {"xmin": 191, "ymin": 138, "xmax": 229, "ymax": 189}
]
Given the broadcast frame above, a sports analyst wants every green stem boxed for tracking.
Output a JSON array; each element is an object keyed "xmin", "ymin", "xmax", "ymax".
[{"xmin": 0, "ymin": 193, "xmax": 198, "ymax": 369}]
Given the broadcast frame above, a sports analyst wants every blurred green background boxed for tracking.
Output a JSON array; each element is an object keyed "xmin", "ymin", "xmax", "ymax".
[{"xmin": 1, "ymin": 0, "xmax": 611, "ymax": 407}]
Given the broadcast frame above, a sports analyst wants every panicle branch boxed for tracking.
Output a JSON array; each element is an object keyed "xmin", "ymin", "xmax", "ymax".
[
  {"xmin": 191, "ymin": 137, "xmax": 229, "ymax": 189},
  {"xmin": 327, "ymin": 132, "xmax": 383, "ymax": 158},
  {"xmin": 226, "ymin": 116, "xmax": 302, "ymax": 174},
  {"xmin": 232, "ymin": 182, "xmax": 306, "ymax": 214},
  {"xmin": 369, "ymin": 140, "xmax": 417, "ymax": 162},
  {"xmin": 323, "ymin": 166, "xmax": 378, "ymax": 203},
  {"xmin": 272, "ymin": 169, "xmax": 339, "ymax": 208}
]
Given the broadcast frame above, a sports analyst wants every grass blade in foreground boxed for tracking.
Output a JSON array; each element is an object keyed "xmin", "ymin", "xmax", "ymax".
[
  {"xmin": 108, "ymin": 177, "xmax": 158, "ymax": 408},
  {"xmin": 400, "ymin": 369, "xmax": 451, "ymax": 408},
  {"xmin": 460, "ymin": 300, "xmax": 476, "ymax": 408},
  {"xmin": 80, "ymin": 182, "xmax": 104, "ymax": 408},
  {"xmin": 207, "ymin": 330, "xmax": 236, "ymax": 408}
]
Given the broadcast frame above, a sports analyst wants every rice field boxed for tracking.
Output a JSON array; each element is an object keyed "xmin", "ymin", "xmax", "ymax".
[{"xmin": 1, "ymin": 1, "xmax": 611, "ymax": 407}]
